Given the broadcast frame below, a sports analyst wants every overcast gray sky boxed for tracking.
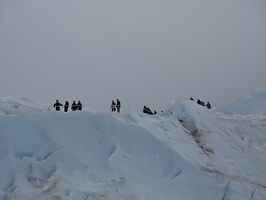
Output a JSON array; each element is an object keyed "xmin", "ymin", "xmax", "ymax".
[{"xmin": 1, "ymin": 0, "xmax": 266, "ymax": 112}]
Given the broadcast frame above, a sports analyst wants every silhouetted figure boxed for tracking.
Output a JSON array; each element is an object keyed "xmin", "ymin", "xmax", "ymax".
[
  {"xmin": 143, "ymin": 106, "xmax": 153, "ymax": 115},
  {"xmin": 143, "ymin": 106, "xmax": 147, "ymax": 113},
  {"xmin": 116, "ymin": 99, "xmax": 121, "ymax": 113},
  {"xmin": 154, "ymin": 110, "xmax": 157, "ymax": 115},
  {"xmin": 197, "ymin": 99, "xmax": 205, "ymax": 106},
  {"xmin": 77, "ymin": 101, "xmax": 82, "ymax": 111},
  {"xmin": 197, "ymin": 99, "xmax": 201, "ymax": 105},
  {"xmin": 71, "ymin": 101, "xmax": 77, "ymax": 111},
  {"xmin": 190, "ymin": 97, "xmax": 194, "ymax": 101},
  {"xmin": 147, "ymin": 107, "xmax": 153, "ymax": 115},
  {"xmin": 110, "ymin": 100, "xmax": 116, "ymax": 112},
  {"xmin": 206, "ymin": 102, "xmax": 211, "ymax": 109},
  {"xmin": 53, "ymin": 100, "xmax": 63, "ymax": 111},
  {"xmin": 64, "ymin": 101, "xmax": 69, "ymax": 112}
]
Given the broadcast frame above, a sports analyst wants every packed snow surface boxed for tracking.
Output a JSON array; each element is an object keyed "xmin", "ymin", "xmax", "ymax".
[{"xmin": 0, "ymin": 87, "xmax": 266, "ymax": 200}]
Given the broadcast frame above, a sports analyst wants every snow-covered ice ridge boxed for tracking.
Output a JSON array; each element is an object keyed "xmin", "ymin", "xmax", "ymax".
[
  {"xmin": 0, "ymin": 97, "xmax": 51, "ymax": 116},
  {"xmin": 0, "ymin": 87, "xmax": 266, "ymax": 200}
]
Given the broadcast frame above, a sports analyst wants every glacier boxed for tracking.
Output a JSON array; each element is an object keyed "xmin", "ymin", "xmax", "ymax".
[{"xmin": 0, "ymin": 87, "xmax": 266, "ymax": 200}]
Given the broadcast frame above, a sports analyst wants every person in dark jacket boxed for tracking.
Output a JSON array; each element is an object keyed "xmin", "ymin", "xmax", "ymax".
[
  {"xmin": 64, "ymin": 101, "xmax": 69, "ymax": 112},
  {"xmin": 143, "ymin": 106, "xmax": 153, "ymax": 115},
  {"xmin": 143, "ymin": 106, "xmax": 147, "ymax": 114},
  {"xmin": 77, "ymin": 101, "xmax": 82, "ymax": 111},
  {"xmin": 116, "ymin": 99, "xmax": 121, "ymax": 113},
  {"xmin": 53, "ymin": 100, "xmax": 63, "ymax": 111},
  {"xmin": 206, "ymin": 102, "xmax": 211, "ymax": 109},
  {"xmin": 71, "ymin": 101, "xmax": 77, "ymax": 111},
  {"xmin": 197, "ymin": 99, "xmax": 201, "ymax": 105},
  {"xmin": 197, "ymin": 99, "xmax": 205, "ymax": 106},
  {"xmin": 146, "ymin": 107, "xmax": 153, "ymax": 115},
  {"xmin": 110, "ymin": 100, "xmax": 116, "ymax": 112}
]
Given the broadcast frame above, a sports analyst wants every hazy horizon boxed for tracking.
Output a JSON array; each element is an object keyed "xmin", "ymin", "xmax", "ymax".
[{"xmin": 1, "ymin": 0, "xmax": 266, "ymax": 112}]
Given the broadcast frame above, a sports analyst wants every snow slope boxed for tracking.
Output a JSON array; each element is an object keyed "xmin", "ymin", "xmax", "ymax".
[
  {"xmin": 0, "ymin": 97, "xmax": 50, "ymax": 116},
  {"xmin": 0, "ymin": 87, "xmax": 266, "ymax": 200}
]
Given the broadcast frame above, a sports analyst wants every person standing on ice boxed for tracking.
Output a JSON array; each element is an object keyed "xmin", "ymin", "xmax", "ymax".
[
  {"xmin": 64, "ymin": 101, "xmax": 69, "ymax": 112},
  {"xmin": 110, "ymin": 100, "xmax": 116, "ymax": 112},
  {"xmin": 116, "ymin": 99, "xmax": 121, "ymax": 113},
  {"xmin": 71, "ymin": 101, "xmax": 77, "ymax": 111},
  {"xmin": 53, "ymin": 100, "xmax": 63, "ymax": 111},
  {"xmin": 77, "ymin": 101, "xmax": 82, "ymax": 111}
]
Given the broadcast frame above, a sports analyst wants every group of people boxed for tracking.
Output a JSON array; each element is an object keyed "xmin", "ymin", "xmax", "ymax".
[
  {"xmin": 143, "ymin": 106, "xmax": 157, "ymax": 115},
  {"xmin": 53, "ymin": 100, "xmax": 82, "ymax": 112},
  {"xmin": 110, "ymin": 99, "xmax": 121, "ymax": 113},
  {"xmin": 54, "ymin": 99, "xmax": 122, "ymax": 113},
  {"xmin": 54, "ymin": 97, "xmax": 211, "ymax": 113},
  {"xmin": 190, "ymin": 97, "xmax": 211, "ymax": 109},
  {"xmin": 197, "ymin": 99, "xmax": 211, "ymax": 109}
]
